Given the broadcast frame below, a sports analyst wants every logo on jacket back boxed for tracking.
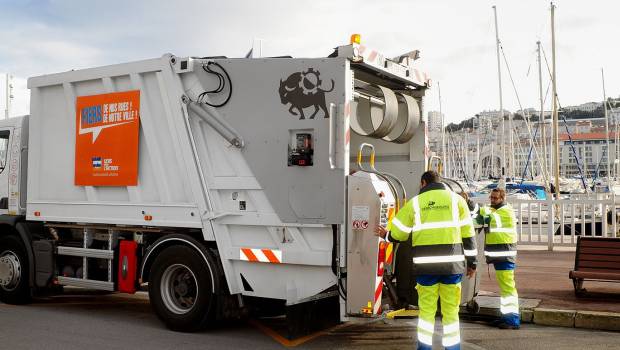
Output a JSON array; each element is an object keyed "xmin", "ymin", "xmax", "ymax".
[
  {"xmin": 278, "ymin": 68, "xmax": 334, "ymax": 120},
  {"xmin": 422, "ymin": 200, "xmax": 449, "ymax": 211}
]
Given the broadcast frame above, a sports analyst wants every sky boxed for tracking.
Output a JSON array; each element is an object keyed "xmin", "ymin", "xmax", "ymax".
[{"xmin": 0, "ymin": 0, "xmax": 618, "ymax": 124}]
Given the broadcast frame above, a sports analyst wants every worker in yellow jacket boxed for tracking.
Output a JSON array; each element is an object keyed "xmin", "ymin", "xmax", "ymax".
[
  {"xmin": 376, "ymin": 171, "xmax": 477, "ymax": 350},
  {"xmin": 478, "ymin": 188, "xmax": 520, "ymax": 329}
]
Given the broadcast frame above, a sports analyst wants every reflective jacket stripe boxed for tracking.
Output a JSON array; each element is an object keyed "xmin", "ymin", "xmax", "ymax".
[
  {"xmin": 391, "ymin": 217, "xmax": 413, "ymax": 233},
  {"xmin": 463, "ymin": 249, "xmax": 477, "ymax": 256},
  {"xmin": 490, "ymin": 228, "xmax": 517, "ymax": 234},
  {"xmin": 451, "ymin": 193, "xmax": 459, "ymax": 223},
  {"xmin": 412, "ymin": 221, "xmax": 461, "ymax": 231},
  {"xmin": 413, "ymin": 255, "xmax": 465, "ymax": 264},
  {"xmin": 492, "ymin": 213, "xmax": 502, "ymax": 228},
  {"xmin": 459, "ymin": 217, "xmax": 473, "ymax": 226},
  {"xmin": 413, "ymin": 196, "xmax": 422, "ymax": 226},
  {"xmin": 484, "ymin": 250, "xmax": 517, "ymax": 257}
]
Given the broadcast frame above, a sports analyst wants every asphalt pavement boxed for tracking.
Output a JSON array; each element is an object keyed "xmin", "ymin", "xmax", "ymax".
[{"xmin": 2, "ymin": 291, "xmax": 620, "ymax": 350}]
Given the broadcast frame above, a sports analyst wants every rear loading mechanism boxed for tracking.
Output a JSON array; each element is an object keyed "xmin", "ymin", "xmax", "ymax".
[{"xmin": 351, "ymin": 82, "xmax": 421, "ymax": 144}]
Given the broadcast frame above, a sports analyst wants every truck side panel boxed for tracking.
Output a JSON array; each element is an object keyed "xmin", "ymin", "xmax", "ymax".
[
  {"xmin": 27, "ymin": 58, "xmax": 204, "ymax": 228},
  {"xmin": 179, "ymin": 58, "xmax": 348, "ymax": 300}
]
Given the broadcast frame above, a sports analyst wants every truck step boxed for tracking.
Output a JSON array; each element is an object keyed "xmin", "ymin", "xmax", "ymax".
[
  {"xmin": 57, "ymin": 246, "xmax": 114, "ymax": 260},
  {"xmin": 57, "ymin": 276, "xmax": 115, "ymax": 291}
]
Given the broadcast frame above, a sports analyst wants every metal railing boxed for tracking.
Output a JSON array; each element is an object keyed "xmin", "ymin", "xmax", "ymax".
[{"xmin": 471, "ymin": 193, "xmax": 619, "ymax": 250}]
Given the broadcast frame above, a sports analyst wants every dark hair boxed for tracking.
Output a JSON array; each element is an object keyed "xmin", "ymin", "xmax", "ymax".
[
  {"xmin": 459, "ymin": 191, "xmax": 469, "ymax": 201},
  {"xmin": 491, "ymin": 188, "xmax": 506, "ymax": 200},
  {"xmin": 421, "ymin": 170, "xmax": 441, "ymax": 184}
]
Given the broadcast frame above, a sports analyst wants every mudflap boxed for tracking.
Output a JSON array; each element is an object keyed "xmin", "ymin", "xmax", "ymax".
[{"xmin": 285, "ymin": 294, "xmax": 340, "ymax": 340}]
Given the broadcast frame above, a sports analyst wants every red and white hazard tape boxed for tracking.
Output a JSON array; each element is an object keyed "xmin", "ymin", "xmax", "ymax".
[
  {"xmin": 373, "ymin": 275, "xmax": 383, "ymax": 314},
  {"xmin": 357, "ymin": 45, "xmax": 429, "ymax": 86},
  {"xmin": 240, "ymin": 248, "xmax": 282, "ymax": 264}
]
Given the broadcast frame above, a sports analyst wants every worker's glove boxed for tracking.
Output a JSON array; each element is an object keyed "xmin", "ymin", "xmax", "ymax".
[{"xmin": 473, "ymin": 215, "xmax": 485, "ymax": 229}]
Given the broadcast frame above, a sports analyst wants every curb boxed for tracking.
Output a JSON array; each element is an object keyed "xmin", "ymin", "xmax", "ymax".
[
  {"xmin": 474, "ymin": 296, "xmax": 620, "ymax": 331},
  {"xmin": 530, "ymin": 308, "xmax": 620, "ymax": 331}
]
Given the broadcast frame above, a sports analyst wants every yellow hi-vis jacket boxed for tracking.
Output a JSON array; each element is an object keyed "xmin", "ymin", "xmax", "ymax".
[
  {"xmin": 479, "ymin": 204, "xmax": 517, "ymax": 263},
  {"xmin": 387, "ymin": 183, "xmax": 477, "ymax": 275}
]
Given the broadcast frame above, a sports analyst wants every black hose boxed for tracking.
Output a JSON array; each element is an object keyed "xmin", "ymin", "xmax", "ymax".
[{"xmin": 198, "ymin": 61, "xmax": 233, "ymax": 108}]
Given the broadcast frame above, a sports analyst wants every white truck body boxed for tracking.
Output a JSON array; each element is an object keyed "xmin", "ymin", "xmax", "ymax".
[{"xmin": 0, "ymin": 41, "xmax": 429, "ymax": 331}]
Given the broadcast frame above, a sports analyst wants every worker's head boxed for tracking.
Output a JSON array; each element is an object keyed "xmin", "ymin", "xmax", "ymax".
[
  {"xmin": 459, "ymin": 191, "xmax": 470, "ymax": 202},
  {"xmin": 489, "ymin": 188, "xmax": 506, "ymax": 206},
  {"xmin": 420, "ymin": 170, "xmax": 441, "ymax": 189}
]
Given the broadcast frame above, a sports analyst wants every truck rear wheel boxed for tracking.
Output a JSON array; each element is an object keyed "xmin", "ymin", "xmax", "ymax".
[
  {"xmin": 148, "ymin": 245, "xmax": 217, "ymax": 332},
  {"xmin": 0, "ymin": 235, "xmax": 31, "ymax": 304}
]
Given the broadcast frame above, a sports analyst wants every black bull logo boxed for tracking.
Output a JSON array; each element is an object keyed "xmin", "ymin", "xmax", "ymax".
[{"xmin": 278, "ymin": 68, "xmax": 334, "ymax": 119}]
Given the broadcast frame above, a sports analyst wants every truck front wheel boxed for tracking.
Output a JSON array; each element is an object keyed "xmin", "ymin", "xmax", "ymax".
[
  {"xmin": 148, "ymin": 245, "xmax": 217, "ymax": 332},
  {"xmin": 0, "ymin": 235, "xmax": 32, "ymax": 304}
]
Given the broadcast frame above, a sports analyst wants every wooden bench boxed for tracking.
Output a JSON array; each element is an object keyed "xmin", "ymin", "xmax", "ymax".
[{"xmin": 569, "ymin": 236, "xmax": 620, "ymax": 296}]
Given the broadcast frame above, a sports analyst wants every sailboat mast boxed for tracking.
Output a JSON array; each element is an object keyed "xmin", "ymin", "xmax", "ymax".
[
  {"xmin": 439, "ymin": 82, "xmax": 447, "ymax": 177},
  {"xmin": 551, "ymin": 2, "xmax": 561, "ymax": 198},
  {"xmin": 602, "ymin": 68, "xmax": 611, "ymax": 183},
  {"xmin": 537, "ymin": 41, "xmax": 550, "ymax": 186},
  {"xmin": 492, "ymin": 5, "xmax": 506, "ymax": 180}
]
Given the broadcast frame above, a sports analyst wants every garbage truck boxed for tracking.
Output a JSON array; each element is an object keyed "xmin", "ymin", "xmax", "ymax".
[{"xmin": 0, "ymin": 37, "xmax": 431, "ymax": 332}]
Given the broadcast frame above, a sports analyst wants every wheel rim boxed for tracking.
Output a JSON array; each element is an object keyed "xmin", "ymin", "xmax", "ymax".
[
  {"xmin": 0, "ymin": 251, "xmax": 22, "ymax": 291},
  {"xmin": 160, "ymin": 264, "xmax": 198, "ymax": 314}
]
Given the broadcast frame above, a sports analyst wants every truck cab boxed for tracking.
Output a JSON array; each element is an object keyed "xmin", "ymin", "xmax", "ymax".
[{"xmin": 0, "ymin": 116, "xmax": 27, "ymax": 217}]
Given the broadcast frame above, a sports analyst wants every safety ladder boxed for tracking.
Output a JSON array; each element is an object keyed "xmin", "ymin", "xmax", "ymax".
[{"xmin": 56, "ymin": 228, "xmax": 115, "ymax": 291}]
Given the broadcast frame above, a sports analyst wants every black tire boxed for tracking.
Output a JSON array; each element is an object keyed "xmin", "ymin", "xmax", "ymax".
[
  {"xmin": 0, "ymin": 235, "xmax": 32, "ymax": 304},
  {"xmin": 148, "ymin": 245, "xmax": 218, "ymax": 332}
]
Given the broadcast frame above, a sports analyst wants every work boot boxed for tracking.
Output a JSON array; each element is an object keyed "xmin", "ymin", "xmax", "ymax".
[
  {"xmin": 488, "ymin": 319, "xmax": 502, "ymax": 327},
  {"xmin": 497, "ymin": 321, "xmax": 520, "ymax": 330},
  {"xmin": 402, "ymin": 302, "xmax": 417, "ymax": 310}
]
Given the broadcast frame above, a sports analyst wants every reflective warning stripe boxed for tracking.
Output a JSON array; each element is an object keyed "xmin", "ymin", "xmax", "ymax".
[
  {"xmin": 500, "ymin": 304, "xmax": 520, "ymax": 314},
  {"xmin": 484, "ymin": 250, "xmax": 517, "ymax": 257},
  {"xmin": 412, "ymin": 221, "xmax": 460, "ymax": 232},
  {"xmin": 240, "ymin": 248, "xmax": 282, "ymax": 263},
  {"xmin": 451, "ymin": 193, "xmax": 459, "ymax": 223},
  {"xmin": 501, "ymin": 295, "xmax": 519, "ymax": 305},
  {"xmin": 492, "ymin": 213, "xmax": 502, "ymax": 228},
  {"xmin": 413, "ymin": 255, "xmax": 465, "ymax": 264},
  {"xmin": 417, "ymin": 318, "xmax": 435, "ymax": 333},
  {"xmin": 417, "ymin": 332, "xmax": 434, "ymax": 346},
  {"xmin": 490, "ymin": 228, "xmax": 517, "ymax": 234},
  {"xmin": 463, "ymin": 249, "xmax": 477, "ymax": 257},
  {"xmin": 413, "ymin": 196, "xmax": 422, "ymax": 227},
  {"xmin": 442, "ymin": 334, "xmax": 461, "ymax": 347},
  {"xmin": 443, "ymin": 321, "xmax": 460, "ymax": 334},
  {"xmin": 459, "ymin": 217, "xmax": 473, "ymax": 226},
  {"xmin": 391, "ymin": 217, "xmax": 413, "ymax": 233},
  {"xmin": 385, "ymin": 243, "xmax": 394, "ymax": 265}
]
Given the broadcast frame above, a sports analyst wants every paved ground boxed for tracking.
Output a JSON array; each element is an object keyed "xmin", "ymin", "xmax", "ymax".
[
  {"xmin": 2, "ymin": 246, "xmax": 620, "ymax": 349},
  {"xmin": 479, "ymin": 246, "xmax": 620, "ymax": 312},
  {"xmin": 2, "ymin": 291, "xmax": 620, "ymax": 350},
  {"xmin": 311, "ymin": 318, "xmax": 620, "ymax": 350},
  {"xmin": 0, "ymin": 293, "xmax": 274, "ymax": 350}
]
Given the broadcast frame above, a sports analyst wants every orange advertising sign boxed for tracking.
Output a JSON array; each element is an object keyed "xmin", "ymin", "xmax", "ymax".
[{"xmin": 75, "ymin": 90, "xmax": 140, "ymax": 186}]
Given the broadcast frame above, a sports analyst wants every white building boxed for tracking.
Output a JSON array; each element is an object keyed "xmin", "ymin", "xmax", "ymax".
[
  {"xmin": 563, "ymin": 102, "xmax": 602, "ymax": 113},
  {"xmin": 427, "ymin": 111, "xmax": 443, "ymax": 131}
]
